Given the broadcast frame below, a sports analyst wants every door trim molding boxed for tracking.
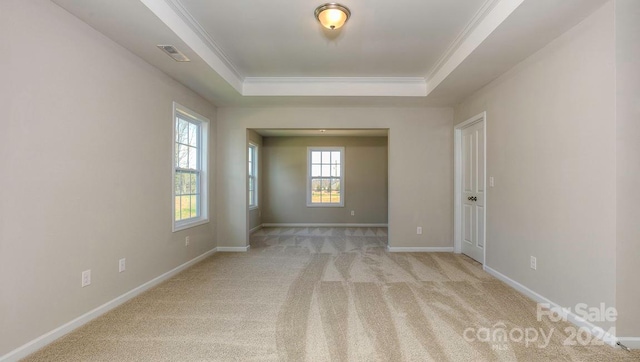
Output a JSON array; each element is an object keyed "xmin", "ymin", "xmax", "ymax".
[{"xmin": 454, "ymin": 112, "xmax": 487, "ymax": 263}]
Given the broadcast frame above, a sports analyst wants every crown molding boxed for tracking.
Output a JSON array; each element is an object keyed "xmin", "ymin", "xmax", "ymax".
[
  {"xmin": 166, "ymin": 0, "xmax": 243, "ymax": 79},
  {"xmin": 425, "ymin": 0, "xmax": 525, "ymax": 96},
  {"xmin": 139, "ymin": 0, "xmax": 243, "ymax": 92},
  {"xmin": 425, "ymin": 0, "xmax": 501, "ymax": 81},
  {"xmin": 242, "ymin": 77, "xmax": 427, "ymax": 97}
]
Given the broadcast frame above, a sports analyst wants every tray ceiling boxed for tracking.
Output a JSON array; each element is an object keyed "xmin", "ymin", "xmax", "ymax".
[{"xmin": 51, "ymin": 0, "xmax": 609, "ymax": 106}]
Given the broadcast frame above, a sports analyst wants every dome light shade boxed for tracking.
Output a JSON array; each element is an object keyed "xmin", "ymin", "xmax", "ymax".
[{"xmin": 314, "ymin": 3, "xmax": 351, "ymax": 30}]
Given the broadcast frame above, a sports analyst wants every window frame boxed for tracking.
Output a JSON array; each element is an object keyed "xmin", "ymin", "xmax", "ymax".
[
  {"xmin": 307, "ymin": 147, "xmax": 345, "ymax": 207},
  {"xmin": 248, "ymin": 143, "xmax": 258, "ymax": 209},
  {"xmin": 172, "ymin": 102, "xmax": 209, "ymax": 232}
]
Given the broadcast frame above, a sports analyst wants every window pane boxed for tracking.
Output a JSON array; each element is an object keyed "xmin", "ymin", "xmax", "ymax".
[
  {"xmin": 177, "ymin": 172, "xmax": 184, "ymax": 195},
  {"xmin": 174, "ymin": 173, "xmax": 181, "ymax": 194},
  {"xmin": 331, "ymin": 178, "xmax": 340, "ymax": 191},
  {"xmin": 311, "ymin": 179, "xmax": 321, "ymax": 203},
  {"xmin": 182, "ymin": 173, "xmax": 190, "ymax": 196},
  {"xmin": 331, "ymin": 163, "xmax": 340, "ymax": 176},
  {"xmin": 311, "ymin": 178, "xmax": 322, "ymax": 191},
  {"xmin": 180, "ymin": 196, "xmax": 191, "ymax": 219},
  {"xmin": 249, "ymin": 190, "xmax": 254, "ymax": 206},
  {"xmin": 312, "ymin": 151, "xmax": 321, "ymax": 164},
  {"xmin": 188, "ymin": 123, "xmax": 198, "ymax": 146},
  {"xmin": 332, "ymin": 178, "xmax": 340, "ymax": 203},
  {"xmin": 332, "ymin": 192, "xmax": 341, "ymax": 204},
  {"xmin": 190, "ymin": 173, "xmax": 197, "ymax": 194},
  {"xmin": 331, "ymin": 151, "xmax": 341, "ymax": 164},
  {"xmin": 178, "ymin": 145, "xmax": 189, "ymax": 168},
  {"xmin": 322, "ymin": 151, "xmax": 331, "ymax": 164},
  {"xmin": 175, "ymin": 171, "xmax": 184, "ymax": 195},
  {"xmin": 184, "ymin": 173, "xmax": 189, "ymax": 195},
  {"xmin": 311, "ymin": 165, "xmax": 321, "ymax": 177},
  {"xmin": 321, "ymin": 190, "xmax": 330, "ymax": 203},
  {"xmin": 174, "ymin": 196, "xmax": 181, "ymax": 221},
  {"xmin": 191, "ymin": 195, "xmax": 198, "ymax": 218},
  {"xmin": 322, "ymin": 179, "xmax": 330, "ymax": 191},
  {"xmin": 177, "ymin": 119, "xmax": 189, "ymax": 144},
  {"xmin": 322, "ymin": 165, "xmax": 330, "ymax": 177},
  {"xmin": 188, "ymin": 146, "xmax": 197, "ymax": 169}
]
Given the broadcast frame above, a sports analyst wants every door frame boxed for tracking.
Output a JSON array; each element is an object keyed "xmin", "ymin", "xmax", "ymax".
[{"xmin": 454, "ymin": 112, "xmax": 487, "ymax": 264}]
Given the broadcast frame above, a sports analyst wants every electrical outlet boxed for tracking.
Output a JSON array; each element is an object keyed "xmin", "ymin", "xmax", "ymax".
[
  {"xmin": 530, "ymin": 256, "xmax": 537, "ymax": 270},
  {"xmin": 417, "ymin": 227, "xmax": 423, "ymax": 235},
  {"xmin": 350, "ymin": 210, "xmax": 355, "ymax": 216},
  {"xmin": 185, "ymin": 236, "xmax": 190, "ymax": 246},
  {"xmin": 490, "ymin": 176, "xmax": 495, "ymax": 187},
  {"xmin": 119, "ymin": 258, "xmax": 126, "ymax": 273},
  {"xmin": 81, "ymin": 270, "xmax": 91, "ymax": 287}
]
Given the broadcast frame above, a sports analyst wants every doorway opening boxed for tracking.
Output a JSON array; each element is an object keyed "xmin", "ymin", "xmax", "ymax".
[{"xmin": 245, "ymin": 128, "xmax": 390, "ymax": 244}]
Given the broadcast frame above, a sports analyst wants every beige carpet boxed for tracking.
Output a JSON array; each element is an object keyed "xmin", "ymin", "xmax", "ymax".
[{"xmin": 24, "ymin": 227, "xmax": 639, "ymax": 361}]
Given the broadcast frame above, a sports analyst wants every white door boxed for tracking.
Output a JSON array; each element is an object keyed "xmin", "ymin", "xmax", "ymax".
[{"xmin": 461, "ymin": 121, "xmax": 485, "ymax": 263}]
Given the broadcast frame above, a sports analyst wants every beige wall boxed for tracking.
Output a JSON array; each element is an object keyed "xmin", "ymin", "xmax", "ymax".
[
  {"xmin": 216, "ymin": 107, "xmax": 454, "ymax": 248},
  {"xmin": 261, "ymin": 136, "xmax": 388, "ymax": 224},
  {"xmin": 615, "ymin": 0, "xmax": 640, "ymax": 338},
  {"xmin": 247, "ymin": 130, "xmax": 263, "ymax": 230},
  {"xmin": 455, "ymin": 2, "xmax": 616, "ymax": 329},
  {"xmin": 0, "ymin": 0, "xmax": 217, "ymax": 356}
]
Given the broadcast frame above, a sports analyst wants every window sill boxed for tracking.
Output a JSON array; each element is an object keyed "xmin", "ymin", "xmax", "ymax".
[
  {"xmin": 173, "ymin": 218, "xmax": 210, "ymax": 232},
  {"xmin": 306, "ymin": 203, "xmax": 344, "ymax": 208}
]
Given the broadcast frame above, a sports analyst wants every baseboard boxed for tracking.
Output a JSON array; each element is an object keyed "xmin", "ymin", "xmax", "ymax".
[
  {"xmin": 387, "ymin": 246, "xmax": 454, "ymax": 252},
  {"xmin": 483, "ymin": 265, "xmax": 618, "ymax": 347},
  {"xmin": 617, "ymin": 337, "xmax": 640, "ymax": 350},
  {"xmin": 0, "ymin": 248, "xmax": 217, "ymax": 362},
  {"xmin": 261, "ymin": 223, "xmax": 388, "ymax": 228},
  {"xmin": 216, "ymin": 245, "xmax": 250, "ymax": 252},
  {"xmin": 249, "ymin": 224, "xmax": 263, "ymax": 234}
]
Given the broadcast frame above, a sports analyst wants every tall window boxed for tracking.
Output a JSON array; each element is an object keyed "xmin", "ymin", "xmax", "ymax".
[
  {"xmin": 307, "ymin": 147, "xmax": 344, "ymax": 207},
  {"xmin": 173, "ymin": 103, "xmax": 209, "ymax": 231},
  {"xmin": 248, "ymin": 143, "xmax": 258, "ymax": 208}
]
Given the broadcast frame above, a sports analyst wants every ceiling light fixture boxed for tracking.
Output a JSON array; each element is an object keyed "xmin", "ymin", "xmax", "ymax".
[{"xmin": 314, "ymin": 3, "xmax": 351, "ymax": 30}]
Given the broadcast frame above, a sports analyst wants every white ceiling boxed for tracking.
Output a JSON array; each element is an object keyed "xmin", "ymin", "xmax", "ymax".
[
  {"xmin": 51, "ymin": 0, "xmax": 609, "ymax": 107},
  {"xmin": 178, "ymin": 0, "xmax": 487, "ymax": 78}
]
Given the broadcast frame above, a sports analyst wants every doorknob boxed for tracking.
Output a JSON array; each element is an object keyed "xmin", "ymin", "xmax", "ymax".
[
  {"xmin": 472, "ymin": 197, "xmax": 478, "ymax": 201},
  {"xmin": 467, "ymin": 197, "xmax": 472, "ymax": 201}
]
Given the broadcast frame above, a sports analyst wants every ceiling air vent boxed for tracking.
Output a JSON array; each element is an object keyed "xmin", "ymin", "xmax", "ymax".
[{"xmin": 157, "ymin": 45, "xmax": 190, "ymax": 62}]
